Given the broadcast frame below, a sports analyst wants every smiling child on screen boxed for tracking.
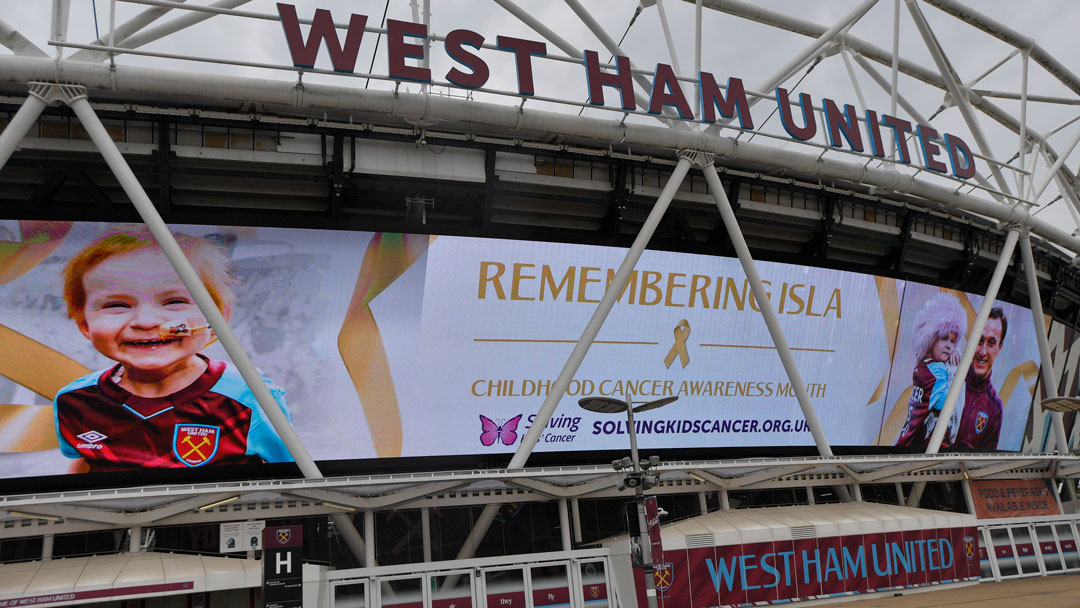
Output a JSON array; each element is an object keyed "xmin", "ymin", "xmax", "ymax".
[{"xmin": 53, "ymin": 231, "xmax": 293, "ymax": 472}]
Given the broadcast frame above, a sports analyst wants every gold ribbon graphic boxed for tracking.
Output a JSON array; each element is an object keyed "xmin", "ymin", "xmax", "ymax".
[
  {"xmin": 0, "ymin": 324, "xmax": 91, "ymax": 452},
  {"xmin": 0, "ymin": 222, "xmax": 78, "ymax": 452},
  {"xmin": 867, "ymin": 277, "xmax": 902, "ymax": 406},
  {"xmin": 338, "ymin": 233, "xmax": 432, "ymax": 458},
  {"xmin": 0, "ymin": 221, "xmax": 71, "ymax": 285},
  {"xmin": 663, "ymin": 319, "xmax": 691, "ymax": 369}
]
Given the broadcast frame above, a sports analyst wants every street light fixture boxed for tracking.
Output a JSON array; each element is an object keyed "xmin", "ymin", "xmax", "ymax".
[{"xmin": 578, "ymin": 394, "xmax": 677, "ymax": 608}]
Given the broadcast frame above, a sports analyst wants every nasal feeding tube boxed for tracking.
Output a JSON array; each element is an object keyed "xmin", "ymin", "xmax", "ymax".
[{"xmin": 158, "ymin": 320, "xmax": 210, "ymax": 339}]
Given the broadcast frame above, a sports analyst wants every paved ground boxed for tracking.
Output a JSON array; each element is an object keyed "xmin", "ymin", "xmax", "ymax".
[{"xmin": 841, "ymin": 574, "xmax": 1080, "ymax": 607}]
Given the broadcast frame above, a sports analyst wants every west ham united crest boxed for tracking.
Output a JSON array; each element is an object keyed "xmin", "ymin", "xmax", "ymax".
[
  {"xmin": 963, "ymin": 536, "xmax": 975, "ymax": 561},
  {"xmin": 277, "ymin": 529, "xmax": 292, "ymax": 544},
  {"xmin": 172, "ymin": 424, "xmax": 221, "ymax": 467},
  {"xmin": 653, "ymin": 561, "xmax": 673, "ymax": 592},
  {"xmin": 975, "ymin": 411, "xmax": 989, "ymax": 434}
]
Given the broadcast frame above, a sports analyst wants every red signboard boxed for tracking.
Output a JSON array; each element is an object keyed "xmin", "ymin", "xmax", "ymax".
[
  {"xmin": 645, "ymin": 496, "xmax": 663, "ymax": 566},
  {"xmin": 0, "ymin": 582, "xmax": 193, "ymax": 607},
  {"xmin": 969, "ymin": 479, "xmax": 1060, "ymax": 519},
  {"xmin": 635, "ymin": 526, "xmax": 977, "ymax": 606},
  {"xmin": 531, "ymin": 585, "xmax": 570, "ymax": 608},
  {"xmin": 485, "ymin": 590, "xmax": 525, "ymax": 608}
]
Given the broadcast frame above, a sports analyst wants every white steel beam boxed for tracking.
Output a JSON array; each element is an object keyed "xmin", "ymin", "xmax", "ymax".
[
  {"xmin": 561, "ymin": 0, "xmax": 681, "ymax": 122},
  {"xmin": 50, "ymin": 0, "xmax": 70, "ymax": 58},
  {"xmin": 926, "ymin": 227, "xmax": 1021, "ymax": 454},
  {"xmin": 1034, "ymin": 126, "xmax": 1080, "ymax": 200},
  {"xmin": 703, "ymin": 162, "xmax": 836, "ymax": 456},
  {"xmin": 694, "ymin": 0, "xmax": 702, "ymax": 117},
  {"xmin": 965, "ymin": 49, "xmax": 1019, "ymax": 89},
  {"xmin": 975, "ymin": 91, "xmax": 1080, "ymax": 106},
  {"xmin": 968, "ymin": 459, "xmax": 1043, "ymax": 479},
  {"xmin": 655, "ymin": 0, "xmax": 683, "ymax": 77},
  {"xmin": 852, "ymin": 51, "xmax": 1006, "ymax": 203},
  {"xmin": 1019, "ymin": 233, "xmax": 1071, "ymax": 452},
  {"xmin": 905, "ymin": 0, "xmax": 1013, "ymax": 198},
  {"xmin": 738, "ymin": 466, "xmax": 817, "ymax": 489},
  {"xmin": 0, "ymin": 18, "xmax": 48, "ymax": 57},
  {"xmin": 924, "ymin": 0, "xmax": 1080, "ymax": 98},
  {"xmin": 1018, "ymin": 50, "xmax": 1030, "ymax": 195},
  {"xmin": 510, "ymin": 155, "xmax": 693, "ymax": 468},
  {"xmin": 889, "ymin": 0, "xmax": 899, "ymax": 155},
  {"xmin": 70, "ymin": 0, "xmax": 189, "ymax": 62},
  {"xmin": 860, "ymin": 461, "xmax": 941, "ymax": 482},
  {"xmin": 688, "ymin": 0, "xmax": 1080, "ymax": 205},
  {"xmin": 0, "ymin": 88, "xmax": 48, "ymax": 171},
  {"xmin": 707, "ymin": 0, "xmax": 879, "ymax": 133},
  {"xmin": 449, "ymin": 154, "xmax": 694, "ymax": 566},
  {"xmin": 74, "ymin": 0, "xmax": 250, "ymax": 63}
]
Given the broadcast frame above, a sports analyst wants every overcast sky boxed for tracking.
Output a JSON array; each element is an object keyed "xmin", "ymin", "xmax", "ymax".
[{"xmin": 3, "ymin": 1, "xmax": 1080, "ymax": 232}]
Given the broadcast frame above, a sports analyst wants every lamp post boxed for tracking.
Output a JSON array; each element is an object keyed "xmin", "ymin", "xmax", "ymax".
[{"xmin": 578, "ymin": 394, "xmax": 677, "ymax": 608}]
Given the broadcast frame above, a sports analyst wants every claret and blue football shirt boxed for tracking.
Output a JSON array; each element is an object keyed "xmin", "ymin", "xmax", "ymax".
[{"xmin": 53, "ymin": 356, "xmax": 294, "ymax": 471}]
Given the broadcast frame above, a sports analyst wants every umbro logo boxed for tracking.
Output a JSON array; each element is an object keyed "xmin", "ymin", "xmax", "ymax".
[{"xmin": 77, "ymin": 430, "xmax": 107, "ymax": 443}]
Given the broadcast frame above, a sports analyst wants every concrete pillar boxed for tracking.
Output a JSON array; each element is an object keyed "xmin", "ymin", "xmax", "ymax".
[
  {"xmin": 364, "ymin": 510, "xmax": 376, "ymax": 567},
  {"xmin": 558, "ymin": 499, "xmax": 572, "ymax": 551},
  {"xmin": 421, "ymin": 507, "xmax": 432, "ymax": 563},
  {"xmin": 571, "ymin": 499, "xmax": 583, "ymax": 544},
  {"xmin": 128, "ymin": 526, "xmax": 141, "ymax": 553}
]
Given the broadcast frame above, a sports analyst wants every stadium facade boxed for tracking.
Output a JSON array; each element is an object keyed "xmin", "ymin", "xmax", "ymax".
[{"xmin": 2, "ymin": 1, "xmax": 1080, "ymax": 607}]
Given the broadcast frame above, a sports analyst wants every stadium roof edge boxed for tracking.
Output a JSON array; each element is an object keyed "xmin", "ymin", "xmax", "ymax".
[{"xmin": 1, "ymin": 55, "xmax": 1077, "ymax": 257}]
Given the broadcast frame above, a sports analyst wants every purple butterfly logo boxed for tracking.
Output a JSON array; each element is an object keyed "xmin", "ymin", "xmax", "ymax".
[{"xmin": 479, "ymin": 414, "xmax": 523, "ymax": 446}]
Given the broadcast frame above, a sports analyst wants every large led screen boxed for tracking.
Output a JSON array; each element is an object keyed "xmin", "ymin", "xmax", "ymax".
[{"xmin": 0, "ymin": 220, "xmax": 1044, "ymax": 479}]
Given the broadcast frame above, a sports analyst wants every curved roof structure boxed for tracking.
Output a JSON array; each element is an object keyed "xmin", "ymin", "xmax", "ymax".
[{"xmin": 2, "ymin": 1, "xmax": 1079, "ymax": 246}]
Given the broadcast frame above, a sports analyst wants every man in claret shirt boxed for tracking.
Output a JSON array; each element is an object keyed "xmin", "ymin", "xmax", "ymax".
[
  {"xmin": 53, "ymin": 231, "xmax": 294, "ymax": 472},
  {"xmin": 950, "ymin": 308, "xmax": 1007, "ymax": 451}
]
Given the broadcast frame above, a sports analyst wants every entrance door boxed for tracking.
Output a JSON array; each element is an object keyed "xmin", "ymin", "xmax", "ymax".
[
  {"xmin": 1009, "ymin": 525, "xmax": 1044, "ymax": 576},
  {"xmin": 1059, "ymin": 523, "xmax": 1080, "ymax": 571},
  {"xmin": 480, "ymin": 565, "xmax": 529, "ymax": 608},
  {"xmin": 573, "ymin": 559, "xmax": 611, "ymax": 608},
  {"xmin": 1035, "ymin": 523, "xmax": 1064, "ymax": 573},
  {"xmin": 333, "ymin": 579, "xmax": 370, "ymax": 608},
  {"xmin": 989, "ymin": 527, "xmax": 1019, "ymax": 579},
  {"xmin": 430, "ymin": 569, "xmax": 476, "ymax": 608},
  {"xmin": 377, "ymin": 574, "xmax": 426, "ymax": 608},
  {"xmin": 530, "ymin": 562, "xmax": 572, "ymax": 608}
]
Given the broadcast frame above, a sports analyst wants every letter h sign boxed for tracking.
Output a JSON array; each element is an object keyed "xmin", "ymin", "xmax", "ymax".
[{"xmin": 263, "ymin": 525, "xmax": 304, "ymax": 608}]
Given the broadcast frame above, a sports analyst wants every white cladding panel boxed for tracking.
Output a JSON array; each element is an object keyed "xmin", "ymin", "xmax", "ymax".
[
  {"xmin": 353, "ymin": 139, "xmax": 485, "ymax": 182},
  {"xmin": 601, "ymin": 503, "xmax": 976, "ymax": 552}
]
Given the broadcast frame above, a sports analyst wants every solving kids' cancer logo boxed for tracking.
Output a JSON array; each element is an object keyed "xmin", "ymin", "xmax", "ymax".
[
  {"xmin": 172, "ymin": 424, "xmax": 221, "ymax": 466},
  {"xmin": 479, "ymin": 414, "xmax": 522, "ymax": 446}
]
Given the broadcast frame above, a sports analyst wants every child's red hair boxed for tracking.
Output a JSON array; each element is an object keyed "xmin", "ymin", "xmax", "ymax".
[{"xmin": 63, "ymin": 231, "xmax": 235, "ymax": 326}]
